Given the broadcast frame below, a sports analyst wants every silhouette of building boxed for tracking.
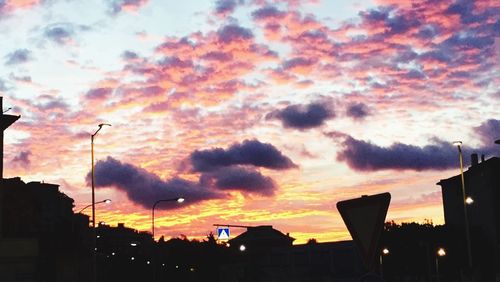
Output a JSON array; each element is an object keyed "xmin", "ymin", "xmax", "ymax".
[
  {"xmin": 0, "ymin": 177, "xmax": 91, "ymax": 282},
  {"xmin": 95, "ymin": 222, "xmax": 155, "ymax": 281},
  {"xmin": 221, "ymin": 225, "xmax": 364, "ymax": 282},
  {"xmin": 438, "ymin": 155, "xmax": 500, "ymax": 281}
]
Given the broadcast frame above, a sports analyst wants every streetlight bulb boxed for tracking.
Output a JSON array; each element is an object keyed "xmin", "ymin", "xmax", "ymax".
[
  {"xmin": 177, "ymin": 198, "xmax": 185, "ymax": 203},
  {"xmin": 437, "ymin": 248, "xmax": 446, "ymax": 257},
  {"xmin": 104, "ymin": 199, "xmax": 112, "ymax": 204},
  {"xmin": 239, "ymin": 245, "xmax": 246, "ymax": 251},
  {"xmin": 382, "ymin": 248, "xmax": 389, "ymax": 255},
  {"xmin": 465, "ymin": 197, "xmax": 474, "ymax": 205},
  {"xmin": 452, "ymin": 141, "xmax": 462, "ymax": 146}
]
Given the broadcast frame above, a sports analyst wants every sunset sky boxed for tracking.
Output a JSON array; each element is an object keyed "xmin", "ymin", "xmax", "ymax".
[{"xmin": 1, "ymin": 0, "xmax": 499, "ymax": 243}]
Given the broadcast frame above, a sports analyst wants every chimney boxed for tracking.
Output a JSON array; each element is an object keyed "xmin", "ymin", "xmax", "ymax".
[{"xmin": 471, "ymin": 153, "xmax": 478, "ymax": 166}]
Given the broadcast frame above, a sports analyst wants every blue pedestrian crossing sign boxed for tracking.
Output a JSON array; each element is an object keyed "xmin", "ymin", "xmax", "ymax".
[{"xmin": 217, "ymin": 227, "xmax": 230, "ymax": 240}]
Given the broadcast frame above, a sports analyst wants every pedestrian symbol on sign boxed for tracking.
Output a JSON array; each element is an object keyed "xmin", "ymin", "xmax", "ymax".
[{"xmin": 217, "ymin": 227, "xmax": 230, "ymax": 240}]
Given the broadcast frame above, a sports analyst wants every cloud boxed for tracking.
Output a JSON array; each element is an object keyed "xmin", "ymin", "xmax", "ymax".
[
  {"xmin": 190, "ymin": 139, "xmax": 297, "ymax": 172},
  {"xmin": 5, "ymin": 49, "xmax": 32, "ymax": 65},
  {"xmin": 85, "ymin": 87, "xmax": 113, "ymax": 101},
  {"xmin": 202, "ymin": 166, "xmax": 276, "ymax": 196},
  {"xmin": 0, "ymin": 78, "xmax": 6, "ymax": 91},
  {"xmin": 89, "ymin": 157, "xmax": 223, "ymax": 209},
  {"xmin": 43, "ymin": 23, "xmax": 75, "ymax": 45},
  {"xmin": 108, "ymin": 0, "xmax": 149, "ymax": 14},
  {"xmin": 121, "ymin": 50, "xmax": 139, "ymax": 61},
  {"xmin": 9, "ymin": 73, "xmax": 31, "ymax": 83},
  {"xmin": 266, "ymin": 102, "xmax": 334, "ymax": 129},
  {"xmin": 217, "ymin": 24, "xmax": 253, "ymax": 43},
  {"xmin": 474, "ymin": 119, "xmax": 500, "ymax": 146},
  {"xmin": 337, "ymin": 136, "xmax": 459, "ymax": 171},
  {"xmin": 12, "ymin": 150, "xmax": 31, "ymax": 168},
  {"xmin": 214, "ymin": 0, "xmax": 243, "ymax": 17},
  {"xmin": 251, "ymin": 5, "xmax": 286, "ymax": 21},
  {"xmin": 346, "ymin": 102, "xmax": 370, "ymax": 119}
]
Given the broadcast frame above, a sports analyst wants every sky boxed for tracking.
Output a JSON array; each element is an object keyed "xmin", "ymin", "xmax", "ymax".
[{"xmin": 0, "ymin": 0, "xmax": 499, "ymax": 244}]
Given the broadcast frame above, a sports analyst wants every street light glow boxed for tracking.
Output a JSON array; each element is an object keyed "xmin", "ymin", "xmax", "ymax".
[
  {"xmin": 382, "ymin": 248, "xmax": 389, "ymax": 255},
  {"xmin": 177, "ymin": 197, "xmax": 185, "ymax": 203},
  {"xmin": 239, "ymin": 245, "xmax": 246, "ymax": 251},
  {"xmin": 452, "ymin": 141, "xmax": 462, "ymax": 146},
  {"xmin": 104, "ymin": 199, "xmax": 112, "ymax": 204},
  {"xmin": 465, "ymin": 197, "xmax": 474, "ymax": 205},
  {"xmin": 437, "ymin": 248, "xmax": 446, "ymax": 257}
]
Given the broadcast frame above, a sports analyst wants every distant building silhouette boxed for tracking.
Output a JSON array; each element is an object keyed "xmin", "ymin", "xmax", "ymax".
[
  {"xmin": 438, "ymin": 155, "xmax": 500, "ymax": 281},
  {"xmin": 0, "ymin": 177, "xmax": 91, "ymax": 282},
  {"xmin": 221, "ymin": 225, "xmax": 364, "ymax": 282}
]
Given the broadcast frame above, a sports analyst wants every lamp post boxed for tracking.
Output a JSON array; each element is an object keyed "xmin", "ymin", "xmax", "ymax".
[
  {"xmin": 91, "ymin": 123, "xmax": 111, "ymax": 282},
  {"xmin": 436, "ymin": 248, "xmax": 446, "ymax": 282},
  {"xmin": 380, "ymin": 248, "xmax": 389, "ymax": 278},
  {"xmin": 452, "ymin": 141, "xmax": 473, "ymax": 270},
  {"xmin": 151, "ymin": 197, "xmax": 184, "ymax": 282},
  {"xmin": 151, "ymin": 197, "xmax": 184, "ymax": 239},
  {"xmin": 78, "ymin": 199, "xmax": 112, "ymax": 213}
]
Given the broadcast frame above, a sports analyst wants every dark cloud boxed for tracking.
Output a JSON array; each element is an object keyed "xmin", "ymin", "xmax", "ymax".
[
  {"xmin": 38, "ymin": 100, "xmax": 69, "ymax": 111},
  {"xmin": 337, "ymin": 136, "xmax": 459, "ymax": 171},
  {"xmin": 346, "ymin": 102, "xmax": 369, "ymax": 119},
  {"xmin": 86, "ymin": 87, "xmax": 113, "ymax": 100},
  {"xmin": 201, "ymin": 51, "xmax": 233, "ymax": 62},
  {"xmin": 251, "ymin": 6, "xmax": 286, "ymax": 20},
  {"xmin": 214, "ymin": 0, "xmax": 242, "ymax": 16},
  {"xmin": 360, "ymin": 6, "xmax": 391, "ymax": 23},
  {"xmin": 417, "ymin": 25, "xmax": 439, "ymax": 39},
  {"xmin": 217, "ymin": 24, "xmax": 253, "ymax": 43},
  {"xmin": 385, "ymin": 14, "xmax": 420, "ymax": 35},
  {"xmin": 190, "ymin": 139, "xmax": 297, "ymax": 172},
  {"xmin": 474, "ymin": 119, "xmax": 500, "ymax": 146},
  {"xmin": 267, "ymin": 102, "xmax": 334, "ymax": 129},
  {"xmin": 203, "ymin": 166, "xmax": 276, "ymax": 196},
  {"xmin": 5, "ymin": 49, "xmax": 32, "ymax": 65},
  {"xmin": 12, "ymin": 151, "xmax": 31, "ymax": 168},
  {"xmin": 89, "ymin": 157, "xmax": 223, "ymax": 209},
  {"xmin": 405, "ymin": 69, "xmax": 426, "ymax": 80},
  {"xmin": 44, "ymin": 26, "xmax": 73, "ymax": 45},
  {"xmin": 443, "ymin": 34, "xmax": 494, "ymax": 50},
  {"xmin": 122, "ymin": 50, "xmax": 139, "ymax": 60},
  {"xmin": 282, "ymin": 57, "xmax": 316, "ymax": 70},
  {"xmin": 42, "ymin": 23, "xmax": 91, "ymax": 45},
  {"xmin": 158, "ymin": 56, "xmax": 193, "ymax": 69}
]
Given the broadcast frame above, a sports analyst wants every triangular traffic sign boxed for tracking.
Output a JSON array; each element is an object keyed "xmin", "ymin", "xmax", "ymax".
[
  {"xmin": 217, "ymin": 227, "xmax": 230, "ymax": 240},
  {"xmin": 336, "ymin": 192, "xmax": 391, "ymax": 271}
]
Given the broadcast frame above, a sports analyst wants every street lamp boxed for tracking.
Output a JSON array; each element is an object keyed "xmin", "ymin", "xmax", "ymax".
[
  {"xmin": 91, "ymin": 123, "xmax": 111, "ymax": 282},
  {"xmin": 151, "ymin": 197, "xmax": 184, "ymax": 282},
  {"xmin": 78, "ymin": 199, "xmax": 112, "ymax": 214},
  {"xmin": 465, "ymin": 197, "xmax": 474, "ymax": 205},
  {"xmin": 151, "ymin": 197, "xmax": 184, "ymax": 239},
  {"xmin": 436, "ymin": 248, "xmax": 446, "ymax": 282},
  {"xmin": 380, "ymin": 248, "xmax": 389, "ymax": 278},
  {"xmin": 452, "ymin": 141, "xmax": 473, "ymax": 270}
]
